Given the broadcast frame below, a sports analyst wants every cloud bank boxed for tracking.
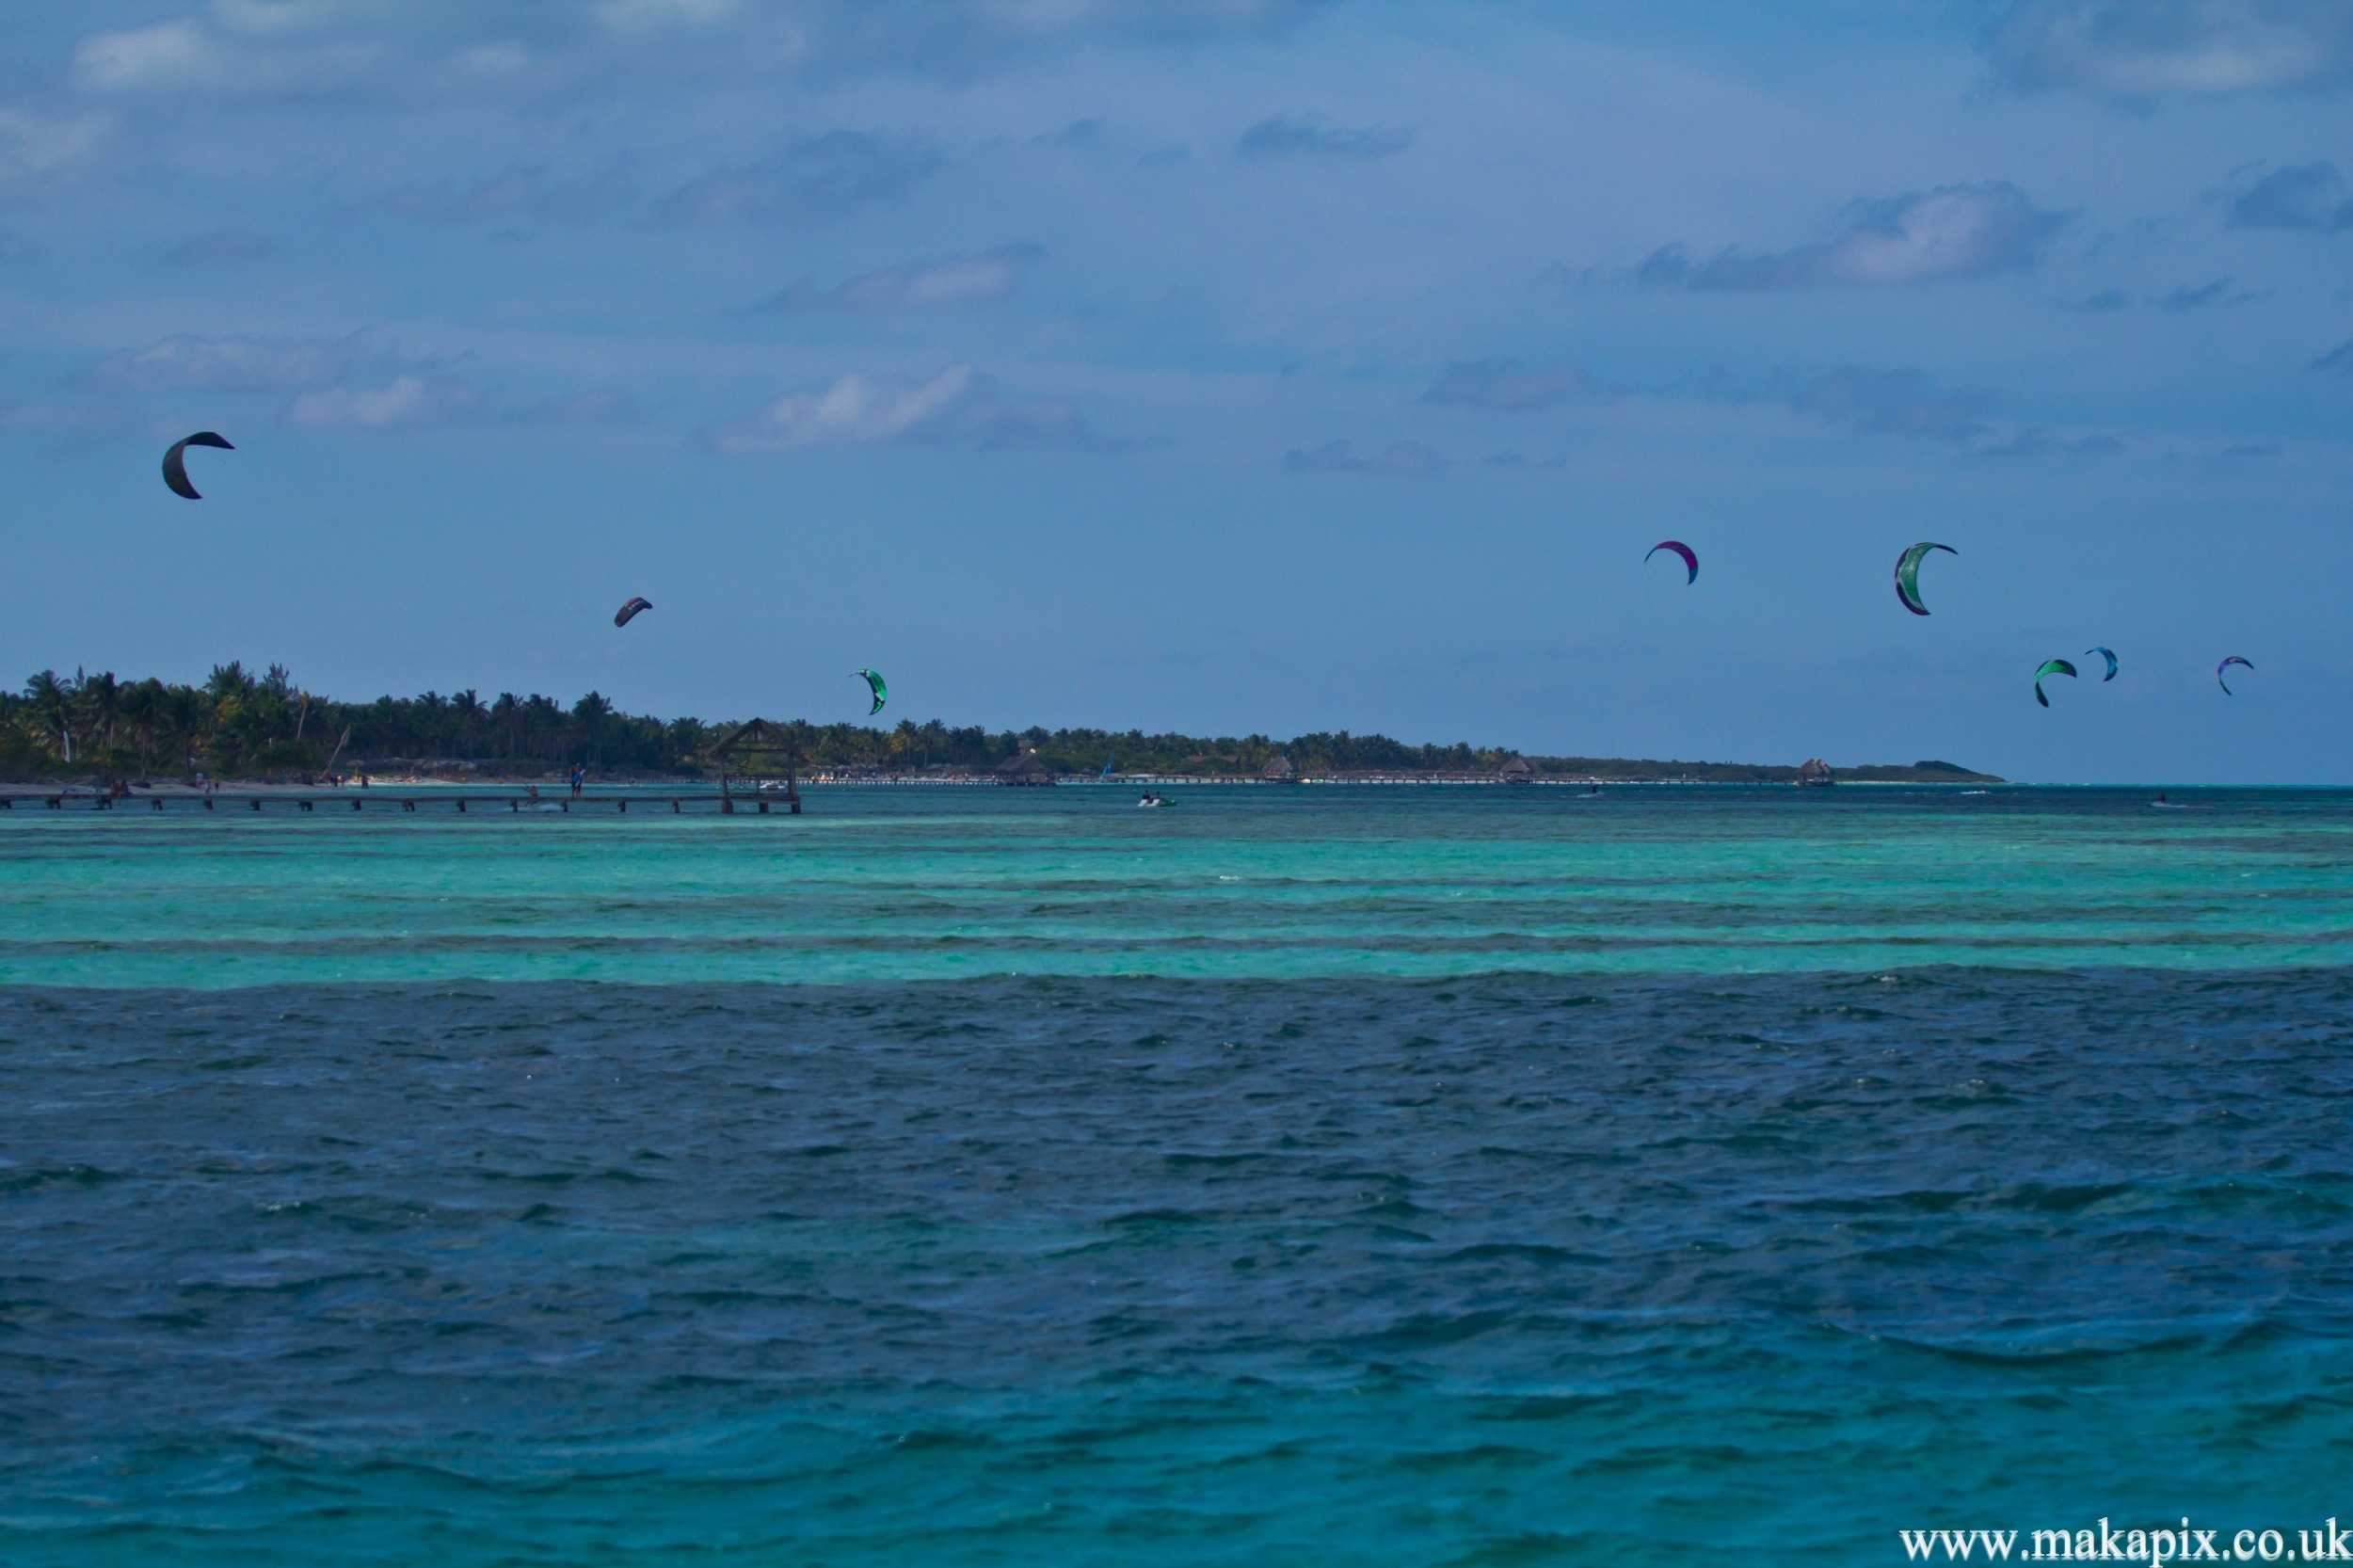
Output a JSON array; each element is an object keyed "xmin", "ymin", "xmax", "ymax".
[{"xmin": 1981, "ymin": 0, "xmax": 2353, "ymax": 101}]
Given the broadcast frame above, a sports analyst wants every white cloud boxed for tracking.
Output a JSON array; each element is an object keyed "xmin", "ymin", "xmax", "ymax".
[
  {"xmin": 1283, "ymin": 439, "xmax": 1445, "ymax": 475},
  {"xmin": 747, "ymin": 245, "xmax": 1045, "ymax": 312},
  {"xmin": 594, "ymin": 0, "xmax": 744, "ymax": 30},
  {"xmin": 72, "ymin": 15, "xmax": 381, "ymax": 96},
  {"xmin": 1983, "ymin": 0, "xmax": 2353, "ymax": 100},
  {"xmin": 1235, "ymin": 113, "xmax": 1410, "ymax": 159},
  {"xmin": 384, "ymin": 163, "xmax": 631, "ymax": 225},
  {"xmin": 656, "ymin": 132, "xmax": 941, "ymax": 225},
  {"xmin": 712, "ymin": 363, "xmax": 1127, "ymax": 453},
  {"xmin": 92, "ymin": 334, "xmax": 344, "ymax": 392},
  {"xmin": 1793, "ymin": 368, "xmax": 1996, "ymax": 440},
  {"xmin": 0, "ymin": 106, "xmax": 114, "ymax": 186},
  {"xmin": 64, "ymin": 1, "xmax": 1322, "ymax": 104},
  {"xmin": 1641, "ymin": 184, "xmax": 2065, "ymax": 292},
  {"xmin": 288, "ymin": 374, "xmax": 479, "ymax": 428},
  {"xmin": 719, "ymin": 364, "xmax": 977, "ymax": 449},
  {"xmin": 1422, "ymin": 359, "xmax": 1591, "ymax": 411}
]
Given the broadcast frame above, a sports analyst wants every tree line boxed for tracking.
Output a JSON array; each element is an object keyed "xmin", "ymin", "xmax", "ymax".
[
  {"xmin": 0, "ymin": 664, "xmax": 1527, "ymax": 780},
  {"xmin": 0, "ymin": 664, "xmax": 1993, "ymax": 783}
]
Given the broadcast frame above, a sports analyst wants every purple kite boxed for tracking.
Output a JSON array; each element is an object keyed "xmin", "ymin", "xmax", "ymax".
[
  {"xmin": 1645, "ymin": 540, "xmax": 1698, "ymax": 584},
  {"xmin": 2217, "ymin": 656, "xmax": 2252, "ymax": 696}
]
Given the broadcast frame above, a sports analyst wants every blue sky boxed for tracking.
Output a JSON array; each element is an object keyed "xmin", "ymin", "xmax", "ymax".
[{"xmin": 1, "ymin": 0, "xmax": 2348, "ymax": 781}]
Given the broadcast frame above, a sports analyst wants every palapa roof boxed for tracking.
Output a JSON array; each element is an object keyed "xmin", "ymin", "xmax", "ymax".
[
  {"xmin": 994, "ymin": 748, "xmax": 1053, "ymax": 779},
  {"xmin": 708, "ymin": 718, "xmax": 799, "ymax": 758},
  {"xmin": 1497, "ymin": 757, "xmax": 1534, "ymax": 777},
  {"xmin": 1262, "ymin": 755, "xmax": 1294, "ymax": 778}
]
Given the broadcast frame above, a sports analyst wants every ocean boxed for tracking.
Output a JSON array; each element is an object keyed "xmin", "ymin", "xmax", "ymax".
[{"xmin": 4, "ymin": 785, "xmax": 2349, "ymax": 1562}]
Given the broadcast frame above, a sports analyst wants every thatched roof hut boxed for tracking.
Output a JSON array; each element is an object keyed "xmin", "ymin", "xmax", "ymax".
[
  {"xmin": 1796, "ymin": 757, "xmax": 1836, "ymax": 786},
  {"xmin": 1261, "ymin": 755, "xmax": 1294, "ymax": 780},
  {"xmin": 1497, "ymin": 756, "xmax": 1534, "ymax": 783},
  {"xmin": 994, "ymin": 748, "xmax": 1055, "ymax": 786}
]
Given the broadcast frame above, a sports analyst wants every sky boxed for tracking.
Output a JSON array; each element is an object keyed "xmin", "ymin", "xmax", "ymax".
[{"xmin": 0, "ymin": 0, "xmax": 2348, "ymax": 783}]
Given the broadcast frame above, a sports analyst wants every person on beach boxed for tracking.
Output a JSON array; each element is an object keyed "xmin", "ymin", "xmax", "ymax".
[{"xmin": 570, "ymin": 764, "xmax": 584, "ymax": 798}]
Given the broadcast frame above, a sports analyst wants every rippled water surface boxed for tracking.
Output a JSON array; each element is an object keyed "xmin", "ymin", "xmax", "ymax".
[
  {"xmin": 4, "ymin": 784, "xmax": 2352, "ymax": 983},
  {"xmin": 4, "ymin": 788, "xmax": 2351, "ymax": 1563}
]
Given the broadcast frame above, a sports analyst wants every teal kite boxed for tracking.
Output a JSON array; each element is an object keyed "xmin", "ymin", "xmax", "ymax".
[
  {"xmin": 2086, "ymin": 647, "xmax": 2117, "ymax": 681},
  {"xmin": 2217, "ymin": 656, "xmax": 2252, "ymax": 696},
  {"xmin": 2033, "ymin": 659, "xmax": 2077, "ymax": 708},
  {"xmin": 856, "ymin": 669, "xmax": 887, "ymax": 715},
  {"xmin": 1895, "ymin": 542, "xmax": 1956, "ymax": 616}
]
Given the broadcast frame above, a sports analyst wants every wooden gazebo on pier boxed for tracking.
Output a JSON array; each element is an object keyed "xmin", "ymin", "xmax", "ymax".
[
  {"xmin": 708, "ymin": 718, "xmax": 803, "ymax": 813},
  {"xmin": 994, "ymin": 748, "xmax": 1054, "ymax": 786}
]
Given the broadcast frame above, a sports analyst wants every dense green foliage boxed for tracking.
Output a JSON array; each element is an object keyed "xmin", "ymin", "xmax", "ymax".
[
  {"xmin": 0, "ymin": 665, "xmax": 1994, "ymax": 783},
  {"xmin": 0, "ymin": 664, "xmax": 1524, "ymax": 780}
]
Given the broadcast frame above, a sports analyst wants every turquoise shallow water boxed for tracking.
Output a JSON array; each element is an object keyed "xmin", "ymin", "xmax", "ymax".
[
  {"xmin": 4, "ymin": 787, "xmax": 2351, "ymax": 1564},
  {"xmin": 3, "ymin": 785, "xmax": 2351, "ymax": 984}
]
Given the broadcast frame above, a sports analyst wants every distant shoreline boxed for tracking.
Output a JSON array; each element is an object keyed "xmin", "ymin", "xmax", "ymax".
[{"xmin": 2, "ymin": 664, "xmax": 2003, "ymax": 786}]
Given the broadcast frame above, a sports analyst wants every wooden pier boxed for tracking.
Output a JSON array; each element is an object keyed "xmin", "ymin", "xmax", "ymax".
[{"xmin": 0, "ymin": 789, "xmax": 801, "ymax": 816}]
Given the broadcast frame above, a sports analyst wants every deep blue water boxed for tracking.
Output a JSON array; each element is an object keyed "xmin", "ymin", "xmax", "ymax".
[
  {"xmin": 6, "ymin": 968, "xmax": 2352, "ymax": 1563},
  {"xmin": 6, "ymin": 786, "xmax": 2353, "ymax": 1563}
]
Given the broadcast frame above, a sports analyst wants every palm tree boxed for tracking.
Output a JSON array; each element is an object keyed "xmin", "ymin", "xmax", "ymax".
[
  {"xmin": 571, "ymin": 691, "xmax": 614, "ymax": 766},
  {"xmin": 490, "ymin": 693, "xmax": 520, "ymax": 760},
  {"xmin": 450, "ymin": 689, "xmax": 487, "ymax": 757},
  {"xmin": 162, "ymin": 684, "xmax": 211, "ymax": 775},
  {"xmin": 80, "ymin": 671, "xmax": 122, "ymax": 763},
  {"xmin": 24, "ymin": 671, "xmax": 71, "ymax": 762},
  {"xmin": 120, "ymin": 680, "xmax": 165, "ymax": 778}
]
